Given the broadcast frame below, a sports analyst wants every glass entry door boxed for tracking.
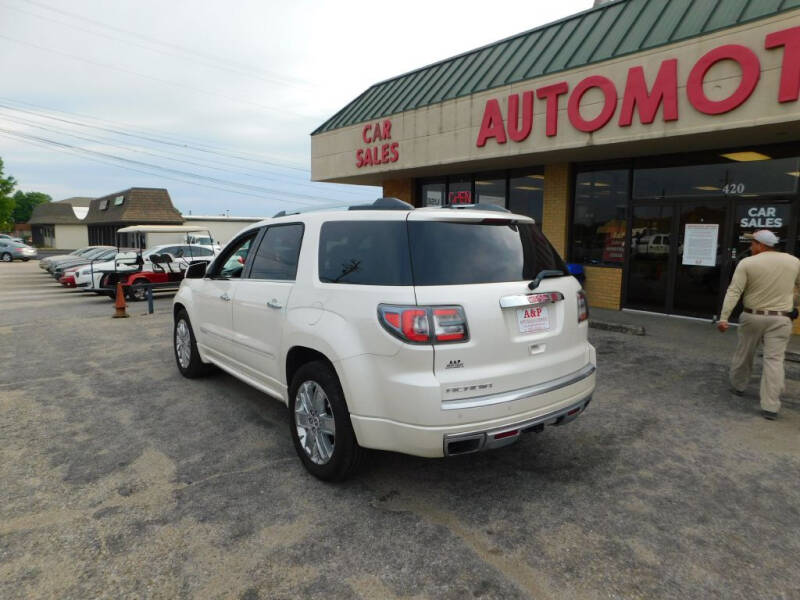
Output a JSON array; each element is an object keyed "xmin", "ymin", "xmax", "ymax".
[
  {"xmin": 625, "ymin": 200, "xmax": 729, "ymax": 317},
  {"xmin": 673, "ymin": 201, "xmax": 727, "ymax": 317}
]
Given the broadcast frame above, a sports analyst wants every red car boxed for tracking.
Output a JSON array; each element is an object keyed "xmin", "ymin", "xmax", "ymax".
[{"xmin": 59, "ymin": 266, "xmax": 80, "ymax": 288}]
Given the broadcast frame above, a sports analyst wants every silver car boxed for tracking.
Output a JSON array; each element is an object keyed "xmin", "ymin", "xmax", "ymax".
[{"xmin": 0, "ymin": 240, "xmax": 38, "ymax": 262}]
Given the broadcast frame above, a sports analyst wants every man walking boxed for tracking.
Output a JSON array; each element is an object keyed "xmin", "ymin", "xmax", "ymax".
[{"xmin": 717, "ymin": 230, "xmax": 800, "ymax": 419}]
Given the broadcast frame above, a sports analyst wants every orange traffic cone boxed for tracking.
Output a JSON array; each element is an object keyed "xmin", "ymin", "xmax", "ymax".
[{"xmin": 112, "ymin": 281, "xmax": 129, "ymax": 319}]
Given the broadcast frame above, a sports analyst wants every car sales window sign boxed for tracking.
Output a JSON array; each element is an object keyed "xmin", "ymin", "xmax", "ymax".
[{"xmin": 683, "ymin": 224, "xmax": 719, "ymax": 267}]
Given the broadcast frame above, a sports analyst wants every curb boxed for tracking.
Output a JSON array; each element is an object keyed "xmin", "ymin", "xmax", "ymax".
[{"xmin": 589, "ymin": 320, "xmax": 646, "ymax": 336}]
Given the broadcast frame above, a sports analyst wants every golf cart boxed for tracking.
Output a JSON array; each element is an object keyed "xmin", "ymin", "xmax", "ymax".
[{"xmin": 98, "ymin": 225, "xmax": 218, "ymax": 301}]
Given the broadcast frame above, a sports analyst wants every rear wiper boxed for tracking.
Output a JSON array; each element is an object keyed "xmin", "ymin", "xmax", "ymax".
[{"xmin": 528, "ymin": 269, "xmax": 564, "ymax": 290}]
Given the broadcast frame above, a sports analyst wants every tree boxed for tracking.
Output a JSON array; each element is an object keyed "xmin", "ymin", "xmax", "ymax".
[
  {"xmin": 0, "ymin": 158, "xmax": 16, "ymax": 232},
  {"xmin": 12, "ymin": 190, "xmax": 51, "ymax": 224}
]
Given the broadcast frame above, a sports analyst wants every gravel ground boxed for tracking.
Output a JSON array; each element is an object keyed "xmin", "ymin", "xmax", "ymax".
[{"xmin": 1, "ymin": 261, "xmax": 799, "ymax": 600}]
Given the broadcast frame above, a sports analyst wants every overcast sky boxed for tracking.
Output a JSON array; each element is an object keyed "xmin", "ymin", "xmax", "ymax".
[{"xmin": 0, "ymin": 0, "xmax": 591, "ymax": 217}]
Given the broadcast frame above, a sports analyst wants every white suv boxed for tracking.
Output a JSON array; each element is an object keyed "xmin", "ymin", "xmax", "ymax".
[{"xmin": 173, "ymin": 199, "xmax": 596, "ymax": 480}]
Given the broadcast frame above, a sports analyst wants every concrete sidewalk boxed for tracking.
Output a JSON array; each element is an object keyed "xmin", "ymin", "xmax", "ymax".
[{"xmin": 590, "ymin": 307, "xmax": 800, "ymax": 357}]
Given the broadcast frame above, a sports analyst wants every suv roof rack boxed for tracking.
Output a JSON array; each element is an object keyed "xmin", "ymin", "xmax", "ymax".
[
  {"xmin": 348, "ymin": 197, "xmax": 413, "ymax": 211},
  {"xmin": 272, "ymin": 209, "xmax": 301, "ymax": 218},
  {"xmin": 446, "ymin": 203, "xmax": 511, "ymax": 213}
]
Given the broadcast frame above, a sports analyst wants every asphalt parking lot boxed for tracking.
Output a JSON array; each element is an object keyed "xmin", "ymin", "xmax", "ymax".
[{"xmin": 2, "ymin": 260, "xmax": 800, "ymax": 599}]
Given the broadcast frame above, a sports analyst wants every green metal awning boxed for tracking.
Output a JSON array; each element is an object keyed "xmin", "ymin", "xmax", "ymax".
[{"xmin": 313, "ymin": 0, "xmax": 800, "ymax": 135}]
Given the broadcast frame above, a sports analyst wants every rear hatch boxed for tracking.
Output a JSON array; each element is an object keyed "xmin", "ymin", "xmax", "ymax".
[{"xmin": 406, "ymin": 209, "xmax": 589, "ymax": 401}]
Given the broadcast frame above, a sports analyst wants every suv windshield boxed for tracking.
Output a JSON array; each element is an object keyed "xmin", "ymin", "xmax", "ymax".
[{"xmin": 408, "ymin": 220, "xmax": 566, "ymax": 286}]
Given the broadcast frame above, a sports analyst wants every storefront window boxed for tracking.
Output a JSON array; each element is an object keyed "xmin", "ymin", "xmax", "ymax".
[
  {"xmin": 572, "ymin": 170, "xmax": 628, "ymax": 265},
  {"xmin": 634, "ymin": 157, "xmax": 799, "ymax": 199},
  {"xmin": 420, "ymin": 181, "xmax": 445, "ymax": 207},
  {"xmin": 447, "ymin": 176, "xmax": 472, "ymax": 206},
  {"xmin": 509, "ymin": 173, "xmax": 544, "ymax": 223},
  {"xmin": 475, "ymin": 176, "xmax": 505, "ymax": 206}
]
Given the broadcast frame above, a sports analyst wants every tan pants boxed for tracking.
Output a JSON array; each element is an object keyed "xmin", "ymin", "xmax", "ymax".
[{"xmin": 729, "ymin": 312, "xmax": 793, "ymax": 413}]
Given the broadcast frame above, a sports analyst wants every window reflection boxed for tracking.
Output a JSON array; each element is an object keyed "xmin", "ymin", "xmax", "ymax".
[
  {"xmin": 572, "ymin": 170, "xmax": 628, "ymax": 265},
  {"xmin": 509, "ymin": 174, "xmax": 543, "ymax": 224}
]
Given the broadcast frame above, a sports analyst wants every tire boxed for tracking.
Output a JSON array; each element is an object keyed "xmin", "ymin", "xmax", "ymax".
[
  {"xmin": 288, "ymin": 361, "xmax": 365, "ymax": 481},
  {"xmin": 22, "ymin": 258, "xmax": 29, "ymax": 262},
  {"xmin": 127, "ymin": 280, "xmax": 148, "ymax": 302},
  {"xmin": 174, "ymin": 310, "xmax": 213, "ymax": 378},
  {"xmin": 1, "ymin": 253, "xmax": 12, "ymax": 262}
]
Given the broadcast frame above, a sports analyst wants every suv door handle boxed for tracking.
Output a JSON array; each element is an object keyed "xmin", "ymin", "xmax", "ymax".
[
  {"xmin": 267, "ymin": 299, "xmax": 282, "ymax": 309},
  {"xmin": 220, "ymin": 293, "xmax": 231, "ymax": 301}
]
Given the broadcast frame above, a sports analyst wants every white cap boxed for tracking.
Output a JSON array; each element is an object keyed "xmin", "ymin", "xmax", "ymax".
[{"xmin": 753, "ymin": 230, "xmax": 779, "ymax": 247}]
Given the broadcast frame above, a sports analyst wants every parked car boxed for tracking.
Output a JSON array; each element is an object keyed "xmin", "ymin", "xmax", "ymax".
[
  {"xmin": 76, "ymin": 244, "xmax": 217, "ymax": 297},
  {"xmin": 172, "ymin": 199, "xmax": 596, "ymax": 480},
  {"xmin": 58, "ymin": 266, "xmax": 80, "ymax": 287},
  {"xmin": 0, "ymin": 240, "xmax": 37, "ymax": 262},
  {"xmin": 0, "ymin": 233, "xmax": 25, "ymax": 244},
  {"xmin": 39, "ymin": 246, "xmax": 104, "ymax": 270},
  {"xmin": 49, "ymin": 247, "xmax": 117, "ymax": 278}
]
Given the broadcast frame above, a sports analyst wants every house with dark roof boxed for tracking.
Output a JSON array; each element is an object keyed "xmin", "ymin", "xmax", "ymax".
[
  {"xmin": 84, "ymin": 188, "xmax": 183, "ymax": 245},
  {"xmin": 28, "ymin": 197, "xmax": 93, "ymax": 248}
]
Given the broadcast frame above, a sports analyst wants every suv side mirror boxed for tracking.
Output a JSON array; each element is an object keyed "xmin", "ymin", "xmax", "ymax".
[{"xmin": 185, "ymin": 261, "xmax": 208, "ymax": 279}]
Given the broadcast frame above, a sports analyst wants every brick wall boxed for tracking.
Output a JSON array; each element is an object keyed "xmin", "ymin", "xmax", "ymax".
[
  {"xmin": 583, "ymin": 266, "xmax": 623, "ymax": 310},
  {"xmin": 382, "ymin": 179, "xmax": 414, "ymax": 205},
  {"xmin": 542, "ymin": 163, "xmax": 571, "ymax": 257}
]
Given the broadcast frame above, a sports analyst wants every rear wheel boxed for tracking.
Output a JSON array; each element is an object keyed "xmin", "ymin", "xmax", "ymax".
[
  {"xmin": 174, "ymin": 310, "xmax": 213, "ymax": 378},
  {"xmin": 1, "ymin": 253, "xmax": 11, "ymax": 262},
  {"xmin": 127, "ymin": 281, "xmax": 148, "ymax": 301},
  {"xmin": 289, "ymin": 361, "xmax": 364, "ymax": 481}
]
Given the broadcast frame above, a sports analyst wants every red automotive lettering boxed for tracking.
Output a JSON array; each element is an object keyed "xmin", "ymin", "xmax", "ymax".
[
  {"xmin": 507, "ymin": 91, "xmax": 534, "ymax": 142},
  {"xmin": 389, "ymin": 142, "xmax": 399, "ymax": 162},
  {"xmin": 765, "ymin": 26, "xmax": 800, "ymax": 102},
  {"xmin": 568, "ymin": 75, "xmax": 618, "ymax": 133},
  {"xmin": 382, "ymin": 119, "xmax": 392, "ymax": 139},
  {"xmin": 619, "ymin": 59, "xmax": 678, "ymax": 126},
  {"xmin": 476, "ymin": 98, "xmax": 507, "ymax": 146},
  {"xmin": 372, "ymin": 146, "xmax": 380, "ymax": 164},
  {"xmin": 536, "ymin": 82, "xmax": 568, "ymax": 137},
  {"xmin": 381, "ymin": 143, "xmax": 390, "ymax": 163},
  {"xmin": 356, "ymin": 149, "xmax": 364, "ymax": 167},
  {"xmin": 687, "ymin": 44, "xmax": 760, "ymax": 115},
  {"xmin": 362, "ymin": 124, "xmax": 372, "ymax": 144},
  {"xmin": 363, "ymin": 147, "xmax": 373, "ymax": 166},
  {"xmin": 372, "ymin": 123, "xmax": 383, "ymax": 142}
]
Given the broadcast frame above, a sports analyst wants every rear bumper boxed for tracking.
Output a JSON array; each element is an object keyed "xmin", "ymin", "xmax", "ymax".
[{"xmin": 349, "ymin": 368, "xmax": 595, "ymax": 458}]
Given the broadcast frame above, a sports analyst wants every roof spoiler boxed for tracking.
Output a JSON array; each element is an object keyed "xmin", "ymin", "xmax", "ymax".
[
  {"xmin": 445, "ymin": 203, "xmax": 511, "ymax": 213},
  {"xmin": 348, "ymin": 197, "xmax": 413, "ymax": 211}
]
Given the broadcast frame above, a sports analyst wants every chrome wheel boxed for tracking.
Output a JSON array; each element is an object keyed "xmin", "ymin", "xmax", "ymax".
[
  {"xmin": 175, "ymin": 319, "xmax": 192, "ymax": 369},
  {"xmin": 1, "ymin": 253, "xmax": 11, "ymax": 262},
  {"xmin": 294, "ymin": 381, "xmax": 336, "ymax": 465},
  {"xmin": 132, "ymin": 284, "xmax": 147, "ymax": 301}
]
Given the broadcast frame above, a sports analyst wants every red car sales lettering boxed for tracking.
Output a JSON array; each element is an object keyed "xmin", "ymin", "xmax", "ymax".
[
  {"xmin": 476, "ymin": 25, "xmax": 800, "ymax": 147},
  {"xmin": 356, "ymin": 119, "xmax": 399, "ymax": 168}
]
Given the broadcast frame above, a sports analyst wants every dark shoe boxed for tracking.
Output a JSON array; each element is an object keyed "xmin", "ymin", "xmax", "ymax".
[
  {"xmin": 729, "ymin": 386, "xmax": 744, "ymax": 396},
  {"xmin": 761, "ymin": 410, "xmax": 778, "ymax": 421}
]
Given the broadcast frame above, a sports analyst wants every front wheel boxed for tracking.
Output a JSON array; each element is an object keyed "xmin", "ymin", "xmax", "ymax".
[
  {"xmin": 289, "ymin": 361, "xmax": 364, "ymax": 481},
  {"xmin": 1, "ymin": 253, "xmax": 11, "ymax": 262},
  {"xmin": 174, "ymin": 310, "xmax": 213, "ymax": 378}
]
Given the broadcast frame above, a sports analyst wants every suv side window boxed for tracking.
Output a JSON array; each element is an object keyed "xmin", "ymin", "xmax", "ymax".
[
  {"xmin": 209, "ymin": 232, "xmax": 257, "ymax": 279},
  {"xmin": 318, "ymin": 221, "xmax": 411, "ymax": 285},
  {"xmin": 248, "ymin": 224, "xmax": 304, "ymax": 280}
]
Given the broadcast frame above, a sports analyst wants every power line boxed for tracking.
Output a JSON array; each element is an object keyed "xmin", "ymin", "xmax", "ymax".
[
  {"xmin": 0, "ymin": 33, "xmax": 311, "ymax": 119},
  {"xmin": 0, "ymin": 127, "xmax": 362, "ymax": 206},
  {"xmin": 0, "ymin": 110, "xmax": 370, "ymax": 197},
  {"xmin": 14, "ymin": 0, "xmax": 314, "ymax": 91},
  {"xmin": 0, "ymin": 98, "xmax": 310, "ymax": 173}
]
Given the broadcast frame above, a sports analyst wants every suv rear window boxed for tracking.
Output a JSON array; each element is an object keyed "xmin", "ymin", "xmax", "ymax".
[
  {"xmin": 319, "ymin": 221, "xmax": 411, "ymax": 285},
  {"xmin": 408, "ymin": 221, "xmax": 567, "ymax": 285}
]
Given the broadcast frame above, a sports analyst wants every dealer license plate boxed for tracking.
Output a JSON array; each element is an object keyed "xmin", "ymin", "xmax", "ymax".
[{"xmin": 517, "ymin": 305, "xmax": 550, "ymax": 333}]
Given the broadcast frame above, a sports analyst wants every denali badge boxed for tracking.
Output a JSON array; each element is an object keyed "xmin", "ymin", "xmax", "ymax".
[
  {"xmin": 445, "ymin": 383, "xmax": 493, "ymax": 394},
  {"xmin": 445, "ymin": 359, "xmax": 464, "ymax": 369}
]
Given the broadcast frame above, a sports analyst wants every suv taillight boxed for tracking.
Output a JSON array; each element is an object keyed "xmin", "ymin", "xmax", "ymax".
[
  {"xmin": 577, "ymin": 290, "xmax": 589, "ymax": 323},
  {"xmin": 378, "ymin": 305, "xmax": 468, "ymax": 344}
]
